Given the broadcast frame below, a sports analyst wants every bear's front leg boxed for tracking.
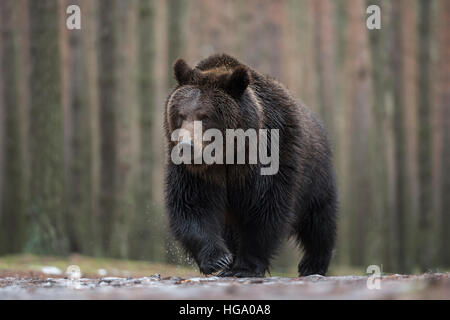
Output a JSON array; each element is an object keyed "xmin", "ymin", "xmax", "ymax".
[
  {"xmin": 171, "ymin": 213, "xmax": 233, "ymax": 275},
  {"xmin": 218, "ymin": 218, "xmax": 287, "ymax": 277},
  {"xmin": 193, "ymin": 236, "xmax": 233, "ymax": 275},
  {"xmin": 218, "ymin": 174, "xmax": 296, "ymax": 278},
  {"xmin": 218, "ymin": 199, "xmax": 292, "ymax": 278},
  {"xmin": 165, "ymin": 164, "xmax": 232, "ymax": 275}
]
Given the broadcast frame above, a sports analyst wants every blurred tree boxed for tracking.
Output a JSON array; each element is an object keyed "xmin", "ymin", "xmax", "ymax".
[
  {"xmin": 113, "ymin": 0, "xmax": 140, "ymax": 259},
  {"xmin": 367, "ymin": 0, "xmax": 394, "ymax": 270},
  {"xmin": 390, "ymin": 0, "xmax": 419, "ymax": 273},
  {"xmin": 401, "ymin": 0, "xmax": 420, "ymax": 272},
  {"xmin": 0, "ymin": 0, "xmax": 30, "ymax": 254},
  {"xmin": 283, "ymin": 0, "xmax": 311, "ymax": 102},
  {"xmin": 313, "ymin": 0, "xmax": 337, "ymax": 139},
  {"xmin": 417, "ymin": 0, "xmax": 433, "ymax": 271},
  {"xmin": 0, "ymin": 3, "xmax": 5, "ymax": 253},
  {"xmin": 97, "ymin": 0, "xmax": 142, "ymax": 259},
  {"xmin": 98, "ymin": 0, "xmax": 120, "ymax": 256},
  {"xmin": 345, "ymin": 0, "xmax": 374, "ymax": 267},
  {"xmin": 401, "ymin": 0, "xmax": 420, "ymax": 228},
  {"xmin": 165, "ymin": 0, "xmax": 187, "ymax": 264},
  {"xmin": 167, "ymin": 0, "xmax": 187, "ymax": 88},
  {"xmin": 26, "ymin": 0, "xmax": 68, "ymax": 254},
  {"xmin": 437, "ymin": 0, "xmax": 450, "ymax": 267},
  {"xmin": 0, "ymin": 6, "xmax": 3, "ymax": 253},
  {"xmin": 333, "ymin": 0, "xmax": 350, "ymax": 267},
  {"xmin": 236, "ymin": 0, "xmax": 283, "ymax": 77},
  {"xmin": 129, "ymin": 0, "xmax": 163, "ymax": 261},
  {"xmin": 60, "ymin": 0, "xmax": 101, "ymax": 255},
  {"xmin": 82, "ymin": 0, "xmax": 102, "ymax": 256}
]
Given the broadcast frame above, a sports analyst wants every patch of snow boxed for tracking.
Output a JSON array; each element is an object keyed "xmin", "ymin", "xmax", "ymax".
[
  {"xmin": 97, "ymin": 269, "xmax": 107, "ymax": 276},
  {"xmin": 41, "ymin": 266, "xmax": 62, "ymax": 275},
  {"xmin": 188, "ymin": 277, "xmax": 219, "ymax": 282}
]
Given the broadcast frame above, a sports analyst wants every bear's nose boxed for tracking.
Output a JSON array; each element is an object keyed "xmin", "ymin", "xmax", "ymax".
[{"xmin": 178, "ymin": 137, "xmax": 193, "ymax": 148}]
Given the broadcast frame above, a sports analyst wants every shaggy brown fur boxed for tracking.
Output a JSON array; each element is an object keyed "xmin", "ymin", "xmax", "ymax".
[{"xmin": 164, "ymin": 54, "xmax": 337, "ymax": 277}]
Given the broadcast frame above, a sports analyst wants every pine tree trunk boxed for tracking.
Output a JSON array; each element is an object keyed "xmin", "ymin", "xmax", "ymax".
[
  {"xmin": 312, "ymin": 0, "xmax": 337, "ymax": 139},
  {"xmin": 60, "ymin": 0, "xmax": 101, "ymax": 255},
  {"xmin": 417, "ymin": 0, "xmax": 433, "ymax": 271},
  {"xmin": 345, "ymin": 0, "xmax": 374, "ymax": 267},
  {"xmin": 0, "ymin": 0, "xmax": 30, "ymax": 254},
  {"xmin": 367, "ymin": 0, "xmax": 395, "ymax": 271},
  {"xmin": 129, "ymin": 0, "xmax": 163, "ymax": 261},
  {"xmin": 82, "ymin": 0, "xmax": 102, "ymax": 256},
  {"xmin": 437, "ymin": 0, "xmax": 450, "ymax": 267},
  {"xmin": 165, "ymin": 0, "xmax": 187, "ymax": 264},
  {"xmin": 98, "ymin": 0, "xmax": 140, "ymax": 258},
  {"xmin": 27, "ymin": 0, "xmax": 67, "ymax": 254},
  {"xmin": 390, "ymin": 0, "xmax": 414, "ymax": 273},
  {"xmin": 0, "ymin": 1, "xmax": 5, "ymax": 254},
  {"xmin": 98, "ymin": 0, "xmax": 120, "ymax": 256}
]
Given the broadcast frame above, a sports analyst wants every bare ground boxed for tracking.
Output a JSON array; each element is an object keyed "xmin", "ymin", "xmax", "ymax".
[{"xmin": 0, "ymin": 272, "xmax": 449, "ymax": 300}]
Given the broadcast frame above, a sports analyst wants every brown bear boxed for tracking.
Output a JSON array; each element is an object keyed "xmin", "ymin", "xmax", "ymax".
[{"xmin": 164, "ymin": 53, "xmax": 337, "ymax": 277}]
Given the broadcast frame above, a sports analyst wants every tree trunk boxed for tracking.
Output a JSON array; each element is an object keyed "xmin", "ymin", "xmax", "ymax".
[
  {"xmin": 129, "ymin": 0, "xmax": 163, "ymax": 261},
  {"xmin": 0, "ymin": 1, "xmax": 4, "ymax": 254},
  {"xmin": 167, "ymin": 0, "xmax": 186, "ymax": 87},
  {"xmin": 98, "ymin": 0, "xmax": 140, "ymax": 258},
  {"xmin": 0, "ymin": 0, "xmax": 30, "ymax": 254},
  {"xmin": 417, "ymin": 0, "xmax": 434, "ymax": 271},
  {"xmin": 312, "ymin": 0, "xmax": 337, "ymax": 139},
  {"xmin": 345, "ymin": 0, "xmax": 374, "ymax": 267},
  {"xmin": 437, "ymin": 0, "xmax": 450, "ymax": 267},
  {"xmin": 27, "ymin": 0, "xmax": 67, "ymax": 254},
  {"xmin": 366, "ymin": 0, "xmax": 396, "ymax": 271},
  {"xmin": 165, "ymin": 0, "xmax": 187, "ymax": 264},
  {"xmin": 60, "ymin": 0, "xmax": 101, "ymax": 255},
  {"xmin": 390, "ymin": 0, "xmax": 416, "ymax": 273},
  {"xmin": 98, "ymin": 0, "xmax": 120, "ymax": 256},
  {"xmin": 82, "ymin": 0, "xmax": 102, "ymax": 256}
]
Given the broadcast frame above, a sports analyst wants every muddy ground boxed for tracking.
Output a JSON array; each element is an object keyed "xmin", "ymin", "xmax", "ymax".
[{"xmin": 0, "ymin": 272, "xmax": 449, "ymax": 299}]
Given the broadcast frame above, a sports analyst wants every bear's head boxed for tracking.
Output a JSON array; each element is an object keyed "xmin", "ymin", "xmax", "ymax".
[{"xmin": 166, "ymin": 58, "xmax": 253, "ymax": 172}]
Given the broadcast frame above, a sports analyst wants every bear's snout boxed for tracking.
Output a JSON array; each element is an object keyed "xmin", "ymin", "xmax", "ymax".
[{"xmin": 178, "ymin": 138, "xmax": 193, "ymax": 148}]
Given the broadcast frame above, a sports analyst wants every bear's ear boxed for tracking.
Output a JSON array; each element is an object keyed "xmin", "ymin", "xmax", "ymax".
[
  {"xmin": 225, "ymin": 66, "xmax": 250, "ymax": 99},
  {"xmin": 174, "ymin": 59, "xmax": 193, "ymax": 85}
]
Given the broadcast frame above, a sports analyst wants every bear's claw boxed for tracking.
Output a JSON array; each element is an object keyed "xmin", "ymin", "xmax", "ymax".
[
  {"xmin": 200, "ymin": 254, "xmax": 233, "ymax": 275},
  {"xmin": 216, "ymin": 254, "xmax": 233, "ymax": 270}
]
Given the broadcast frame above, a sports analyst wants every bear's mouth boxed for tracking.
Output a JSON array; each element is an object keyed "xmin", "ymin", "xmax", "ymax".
[{"xmin": 174, "ymin": 142, "xmax": 204, "ymax": 163}]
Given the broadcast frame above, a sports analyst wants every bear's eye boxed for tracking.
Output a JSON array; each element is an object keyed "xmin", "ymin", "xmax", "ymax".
[{"xmin": 175, "ymin": 113, "xmax": 185, "ymax": 127}]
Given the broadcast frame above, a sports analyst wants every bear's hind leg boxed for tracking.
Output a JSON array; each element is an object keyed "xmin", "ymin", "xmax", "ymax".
[{"xmin": 296, "ymin": 198, "xmax": 337, "ymax": 276}]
